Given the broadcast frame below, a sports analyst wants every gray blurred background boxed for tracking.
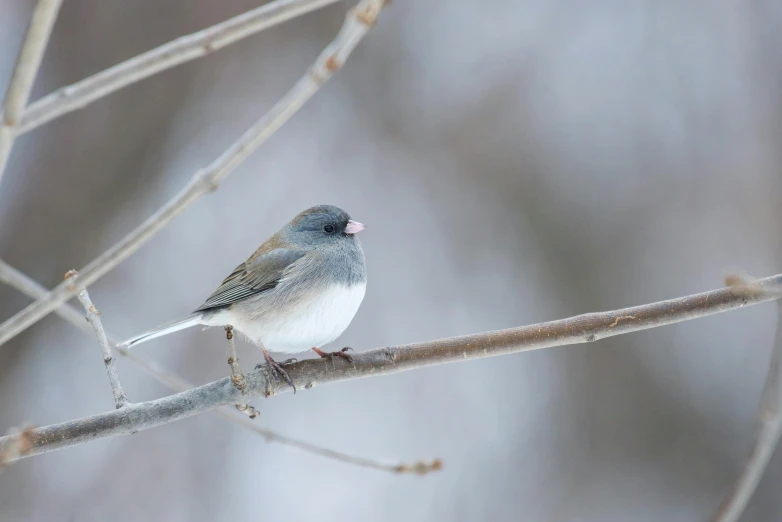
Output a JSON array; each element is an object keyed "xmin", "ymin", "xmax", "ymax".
[{"xmin": 1, "ymin": 0, "xmax": 782, "ymax": 520}]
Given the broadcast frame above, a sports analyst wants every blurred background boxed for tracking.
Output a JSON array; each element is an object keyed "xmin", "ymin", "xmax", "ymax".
[{"xmin": 1, "ymin": 0, "xmax": 782, "ymax": 520}]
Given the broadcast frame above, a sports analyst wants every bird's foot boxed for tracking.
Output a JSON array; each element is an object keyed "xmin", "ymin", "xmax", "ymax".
[
  {"xmin": 312, "ymin": 346, "xmax": 354, "ymax": 368},
  {"xmin": 256, "ymin": 350, "xmax": 296, "ymax": 393}
]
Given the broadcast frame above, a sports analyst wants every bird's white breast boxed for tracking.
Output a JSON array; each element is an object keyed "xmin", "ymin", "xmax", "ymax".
[{"xmin": 224, "ymin": 282, "xmax": 366, "ymax": 353}]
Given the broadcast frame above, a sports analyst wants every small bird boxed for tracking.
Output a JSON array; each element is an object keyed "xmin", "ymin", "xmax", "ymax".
[{"xmin": 119, "ymin": 205, "xmax": 367, "ymax": 391}]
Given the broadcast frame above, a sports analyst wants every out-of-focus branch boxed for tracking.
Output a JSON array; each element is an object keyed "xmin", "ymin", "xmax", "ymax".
[
  {"xmin": 2, "ymin": 273, "xmax": 781, "ymax": 462},
  {"xmin": 17, "ymin": 0, "xmax": 343, "ymax": 134},
  {"xmin": 68, "ymin": 270, "xmax": 129, "ymax": 409},
  {"xmin": 0, "ymin": 259, "xmax": 437, "ymax": 474},
  {"xmin": 0, "ymin": 0, "xmax": 386, "ymax": 348},
  {"xmin": 712, "ymin": 284, "xmax": 782, "ymax": 522},
  {"xmin": 0, "ymin": 0, "xmax": 62, "ymax": 188}
]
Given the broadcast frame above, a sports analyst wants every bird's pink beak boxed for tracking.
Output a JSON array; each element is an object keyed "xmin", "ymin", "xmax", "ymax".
[{"xmin": 345, "ymin": 220, "xmax": 365, "ymax": 234}]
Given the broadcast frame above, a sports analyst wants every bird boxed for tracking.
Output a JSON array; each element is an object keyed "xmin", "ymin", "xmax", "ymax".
[{"xmin": 118, "ymin": 205, "xmax": 367, "ymax": 391}]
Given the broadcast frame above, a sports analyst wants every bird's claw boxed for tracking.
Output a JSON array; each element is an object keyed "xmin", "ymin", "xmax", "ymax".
[
  {"xmin": 312, "ymin": 346, "xmax": 354, "ymax": 368},
  {"xmin": 260, "ymin": 351, "xmax": 296, "ymax": 393}
]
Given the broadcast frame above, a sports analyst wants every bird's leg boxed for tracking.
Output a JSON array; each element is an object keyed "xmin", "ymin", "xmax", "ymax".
[
  {"xmin": 257, "ymin": 347, "xmax": 296, "ymax": 393},
  {"xmin": 312, "ymin": 346, "xmax": 354, "ymax": 367}
]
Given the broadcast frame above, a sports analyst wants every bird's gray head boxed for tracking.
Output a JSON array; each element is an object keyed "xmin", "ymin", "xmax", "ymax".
[{"xmin": 282, "ymin": 205, "xmax": 365, "ymax": 248}]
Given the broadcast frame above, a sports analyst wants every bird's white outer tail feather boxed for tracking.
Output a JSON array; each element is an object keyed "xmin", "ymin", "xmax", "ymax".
[{"xmin": 118, "ymin": 314, "xmax": 203, "ymax": 349}]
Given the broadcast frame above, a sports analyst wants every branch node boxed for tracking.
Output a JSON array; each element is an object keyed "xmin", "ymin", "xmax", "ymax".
[
  {"xmin": 195, "ymin": 170, "xmax": 220, "ymax": 193},
  {"xmin": 0, "ymin": 425, "xmax": 36, "ymax": 470},
  {"xmin": 235, "ymin": 403, "xmax": 259, "ymax": 419},
  {"xmin": 394, "ymin": 458, "xmax": 443, "ymax": 475},
  {"xmin": 352, "ymin": 3, "xmax": 381, "ymax": 26},
  {"xmin": 325, "ymin": 55, "xmax": 342, "ymax": 72}
]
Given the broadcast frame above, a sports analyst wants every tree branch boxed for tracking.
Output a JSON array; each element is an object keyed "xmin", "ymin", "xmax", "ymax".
[
  {"xmin": 0, "ymin": 0, "xmax": 62, "ymax": 188},
  {"xmin": 68, "ymin": 270, "xmax": 130, "ymax": 409},
  {"xmin": 16, "ymin": 0, "xmax": 343, "ymax": 134},
  {"xmin": 712, "ymin": 297, "xmax": 782, "ymax": 521},
  {"xmin": 0, "ymin": 259, "xmax": 438, "ymax": 474},
  {"xmin": 0, "ymin": 0, "xmax": 386, "ymax": 349},
  {"xmin": 2, "ymin": 272, "xmax": 781, "ymax": 462}
]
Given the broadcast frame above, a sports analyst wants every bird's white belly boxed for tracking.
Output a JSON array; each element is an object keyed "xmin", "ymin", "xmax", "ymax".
[{"xmin": 228, "ymin": 282, "xmax": 366, "ymax": 353}]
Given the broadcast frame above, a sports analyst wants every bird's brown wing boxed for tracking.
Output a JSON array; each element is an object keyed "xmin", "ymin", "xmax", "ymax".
[{"xmin": 194, "ymin": 248, "xmax": 305, "ymax": 312}]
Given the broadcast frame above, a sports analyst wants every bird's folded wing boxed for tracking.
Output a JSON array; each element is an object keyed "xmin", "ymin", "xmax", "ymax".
[{"xmin": 194, "ymin": 248, "xmax": 306, "ymax": 312}]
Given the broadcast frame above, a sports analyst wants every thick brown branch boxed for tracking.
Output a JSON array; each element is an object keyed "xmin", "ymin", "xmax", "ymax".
[{"xmin": 2, "ymin": 273, "xmax": 780, "ymax": 462}]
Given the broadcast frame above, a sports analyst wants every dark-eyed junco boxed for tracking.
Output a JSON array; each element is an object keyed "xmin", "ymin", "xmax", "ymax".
[{"xmin": 119, "ymin": 205, "xmax": 367, "ymax": 390}]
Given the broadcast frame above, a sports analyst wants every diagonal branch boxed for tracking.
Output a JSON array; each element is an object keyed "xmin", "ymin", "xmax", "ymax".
[
  {"xmin": 0, "ymin": 0, "xmax": 62, "ymax": 188},
  {"xmin": 712, "ymin": 298, "xmax": 782, "ymax": 521},
  {"xmin": 2, "ymin": 272, "xmax": 781, "ymax": 462},
  {"xmin": 0, "ymin": 0, "xmax": 386, "ymax": 348},
  {"xmin": 16, "ymin": 0, "xmax": 343, "ymax": 134},
  {"xmin": 68, "ymin": 270, "xmax": 129, "ymax": 409},
  {"xmin": 0, "ymin": 259, "xmax": 437, "ymax": 474}
]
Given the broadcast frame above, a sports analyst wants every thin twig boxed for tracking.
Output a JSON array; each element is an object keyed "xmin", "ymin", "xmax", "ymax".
[
  {"xmin": 0, "ymin": 0, "xmax": 387, "ymax": 349},
  {"xmin": 0, "ymin": 0, "xmax": 62, "ymax": 188},
  {"xmin": 225, "ymin": 324, "xmax": 256, "ymax": 416},
  {"xmin": 2, "ymin": 272, "xmax": 781, "ymax": 461},
  {"xmin": 712, "ymin": 299, "xmax": 782, "ymax": 521},
  {"xmin": 0, "ymin": 259, "xmax": 435, "ymax": 474},
  {"xmin": 225, "ymin": 325, "xmax": 246, "ymax": 392},
  {"xmin": 67, "ymin": 269, "xmax": 129, "ymax": 409},
  {"xmin": 17, "ymin": 0, "xmax": 343, "ymax": 134}
]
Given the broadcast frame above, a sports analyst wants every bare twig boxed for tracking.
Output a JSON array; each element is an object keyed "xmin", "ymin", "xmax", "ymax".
[
  {"xmin": 0, "ymin": 259, "xmax": 435, "ymax": 474},
  {"xmin": 712, "ymin": 299, "xmax": 782, "ymax": 521},
  {"xmin": 225, "ymin": 324, "xmax": 255, "ymax": 415},
  {"xmin": 225, "ymin": 325, "xmax": 246, "ymax": 392},
  {"xmin": 2, "ymin": 272, "xmax": 781, "ymax": 462},
  {"xmin": 0, "ymin": 0, "xmax": 386, "ymax": 349},
  {"xmin": 0, "ymin": 425, "xmax": 35, "ymax": 471},
  {"xmin": 0, "ymin": 0, "xmax": 62, "ymax": 188},
  {"xmin": 17, "ymin": 0, "xmax": 343, "ymax": 134},
  {"xmin": 67, "ymin": 269, "xmax": 129, "ymax": 409}
]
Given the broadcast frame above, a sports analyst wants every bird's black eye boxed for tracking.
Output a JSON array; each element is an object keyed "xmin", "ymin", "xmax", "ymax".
[{"xmin": 323, "ymin": 224, "xmax": 335, "ymax": 234}]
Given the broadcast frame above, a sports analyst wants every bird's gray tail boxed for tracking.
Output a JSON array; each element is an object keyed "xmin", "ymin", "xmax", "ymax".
[{"xmin": 117, "ymin": 314, "xmax": 203, "ymax": 349}]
